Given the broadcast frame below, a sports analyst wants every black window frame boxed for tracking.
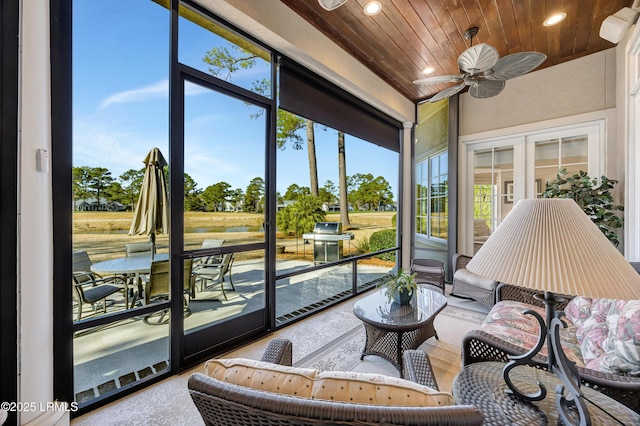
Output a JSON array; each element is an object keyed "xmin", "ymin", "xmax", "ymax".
[
  {"xmin": 1, "ymin": 1, "xmax": 19, "ymax": 424},
  {"xmin": 51, "ymin": 0, "xmax": 407, "ymax": 415}
]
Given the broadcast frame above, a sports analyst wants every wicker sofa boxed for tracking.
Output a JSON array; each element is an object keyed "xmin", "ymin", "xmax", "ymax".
[
  {"xmin": 188, "ymin": 338, "xmax": 483, "ymax": 425},
  {"xmin": 462, "ymin": 283, "xmax": 640, "ymax": 414}
]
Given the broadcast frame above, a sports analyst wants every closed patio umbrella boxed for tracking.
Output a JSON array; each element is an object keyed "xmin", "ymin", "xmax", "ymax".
[{"xmin": 129, "ymin": 147, "xmax": 169, "ymax": 259}]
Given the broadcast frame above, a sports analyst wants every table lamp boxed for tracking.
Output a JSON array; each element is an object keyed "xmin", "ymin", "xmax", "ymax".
[{"xmin": 466, "ymin": 198, "xmax": 640, "ymax": 426}]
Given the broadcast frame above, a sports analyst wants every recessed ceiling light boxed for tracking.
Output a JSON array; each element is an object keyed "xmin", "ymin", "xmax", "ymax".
[
  {"xmin": 544, "ymin": 13, "xmax": 566, "ymax": 26},
  {"xmin": 422, "ymin": 67, "xmax": 435, "ymax": 75},
  {"xmin": 364, "ymin": 1, "xmax": 382, "ymax": 16}
]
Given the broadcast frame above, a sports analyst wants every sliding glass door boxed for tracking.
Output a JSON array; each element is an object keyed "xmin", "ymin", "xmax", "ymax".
[
  {"xmin": 58, "ymin": 0, "xmax": 401, "ymax": 414},
  {"xmin": 179, "ymin": 76, "xmax": 269, "ymax": 359}
]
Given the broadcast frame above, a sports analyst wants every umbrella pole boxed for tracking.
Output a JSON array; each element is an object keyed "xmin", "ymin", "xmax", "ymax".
[{"xmin": 150, "ymin": 233, "xmax": 156, "ymax": 261}]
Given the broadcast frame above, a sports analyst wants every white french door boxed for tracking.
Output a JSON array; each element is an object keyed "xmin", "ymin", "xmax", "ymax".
[{"xmin": 462, "ymin": 122, "xmax": 603, "ymax": 254}]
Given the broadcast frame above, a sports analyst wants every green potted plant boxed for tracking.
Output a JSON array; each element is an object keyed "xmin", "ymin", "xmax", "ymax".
[
  {"xmin": 379, "ymin": 269, "xmax": 418, "ymax": 304},
  {"xmin": 542, "ymin": 169, "xmax": 624, "ymax": 246}
]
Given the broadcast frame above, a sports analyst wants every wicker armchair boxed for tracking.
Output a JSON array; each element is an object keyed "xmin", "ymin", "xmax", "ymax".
[
  {"xmin": 189, "ymin": 338, "xmax": 484, "ymax": 425},
  {"xmin": 410, "ymin": 258, "xmax": 445, "ymax": 294},
  {"xmin": 461, "ymin": 283, "xmax": 640, "ymax": 414},
  {"xmin": 450, "ymin": 253, "xmax": 498, "ymax": 308}
]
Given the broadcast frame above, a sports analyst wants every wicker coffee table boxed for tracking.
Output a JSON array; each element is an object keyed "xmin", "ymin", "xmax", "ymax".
[
  {"xmin": 353, "ymin": 287, "xmax": 447, "ymax": 374},
  {"xmin": 453, "ymin": 362, "xmax": 640, "ymax": 425}
]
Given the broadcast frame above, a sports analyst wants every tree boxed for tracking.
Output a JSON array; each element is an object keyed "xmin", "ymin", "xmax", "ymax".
[
  {"xmin": 276, "ymin": 109, "xmax": 305, "ymax": 149},
  {"xmin": 72, "ymin": 166, "xmax": 92, "ymax": 209},
  {"xmin": 361, "ymin": 176, "xmax": 394, "ymax": 210},
  {"xmin": 202, "ymin": 181, "xmax": 232, "ymax": 212},
  {"xmin": 348, "ymin": 173, "xmax": 394, "ymax": 211},
  {"xmin": 119, "ymin": 168, "xmax": 145, "ymax": 210},
  {"xmin": 203, "ymin": 45, "xmax": 267, "ymax": 94},
  {"xmin": 105, "ymin": 181, "xmax": 125, "ymax": 207},
  {"xmin": 319, "ymin": 180, "xmax": 338, "ymax": 205},
  {"xmin": 283, "ymin": 183, "xmax": 310, "ymax": 201},
  {"xmin": 306, "ymin": 120, "xmax": 318, "ymax": 195},
  {"xmin": 338, "ymin": 131, "xmax": 351, "ymax": 226},
  {"xmin": 229, "ymin": 188, "xmax": 244, "ymax": 212},
  {"xmin": 245, "ymin": 177, "xmax": 265, "ymax": 213},
  {"xmin": 184, "ymin": 173, "xmax": 203, "ymax": 211},
  {"xmin": 87, "ymin": 167, "xmax": 114, "ymax": 209},
  {"xmin": 348, "ymin": 173, "xmax": 374, "ymax": 210}
]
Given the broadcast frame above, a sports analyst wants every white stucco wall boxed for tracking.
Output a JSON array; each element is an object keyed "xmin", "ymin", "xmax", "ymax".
[
  {"xmin": 19, "ymin": 0, "xmax": 55, "ymax": 424},
  {"xmin": 459, "ymin": 49, "xmax": 617, "ymax": 136}
]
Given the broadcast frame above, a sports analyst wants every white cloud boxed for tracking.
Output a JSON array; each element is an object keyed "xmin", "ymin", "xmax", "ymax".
[{"xmin": 100, "ymin": 79, "xmax": 209, "ymax": 109}]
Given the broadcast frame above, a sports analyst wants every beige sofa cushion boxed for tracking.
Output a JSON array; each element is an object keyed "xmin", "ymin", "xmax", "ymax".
[
  {"xmin": 205, "ymin": 358, "xmax": 317, "ymax": 397},
  {"xmin": 205, "ymin": 358, "xmax": 454, "ymax": 407},
  {"xmin": 311, "ymin": 370, "xmax": 453, "ymax": 406}
]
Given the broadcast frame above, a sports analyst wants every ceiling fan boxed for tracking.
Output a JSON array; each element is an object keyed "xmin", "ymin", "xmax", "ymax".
[{"xmin": 414, "ymin": 27, "xmax": 547, "ymax": 103}]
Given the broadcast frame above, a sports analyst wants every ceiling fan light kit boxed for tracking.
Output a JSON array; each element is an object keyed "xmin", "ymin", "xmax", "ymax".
[{"xmin": 414, "ymin": 26, "xmax": 546, "ymax": 102}]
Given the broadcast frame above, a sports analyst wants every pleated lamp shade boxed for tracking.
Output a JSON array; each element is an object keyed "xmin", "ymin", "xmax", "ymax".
[{"xmin": 466, "ymin": 198, "xmax": 640, "ymax": 300}]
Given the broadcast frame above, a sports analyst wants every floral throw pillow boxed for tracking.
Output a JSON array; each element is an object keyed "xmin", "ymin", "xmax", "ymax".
[
  {"xmin": 601, "ymin": 300, "xmax": 640, "ymax": 376},
  {"xmin": 564, "ymin": 296, "xmax": 592, "ymax": 328},
  {"xmin": 572, "ymin": 297, "xmax": 640, "ymax": 376}
]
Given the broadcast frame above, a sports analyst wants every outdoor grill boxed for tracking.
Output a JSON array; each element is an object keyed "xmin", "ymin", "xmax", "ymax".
[{"xmin": 302, "ymin": 222, "xmax": 354, "ymax": 264}]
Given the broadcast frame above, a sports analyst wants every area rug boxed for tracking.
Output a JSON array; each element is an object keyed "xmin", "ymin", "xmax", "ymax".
[{"xmin": 294, "ymin": 305, "xmax": 486, "ymax": 392}]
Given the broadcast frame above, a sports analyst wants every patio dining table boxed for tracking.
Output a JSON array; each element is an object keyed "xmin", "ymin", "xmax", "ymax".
[{"xmin": 91, "ymin": 253, "xmax": 169, "ymax": 309}]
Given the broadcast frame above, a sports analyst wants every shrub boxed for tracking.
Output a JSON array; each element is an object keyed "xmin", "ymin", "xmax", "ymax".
[
  {"xmin": 369, "ymin": 229, "xmax": 397, "ymax": 261},
  {"xmin": 276, "ymin": 195, "xmax": 326, "ymax": 237},
  {"xmin": 354, "ymin": 235, "xmax": 370, "ymax": 254},
  {"xmin": 542, "ymin": 169, "xmax": 623, "ymax": 246},
  {"xmin": 391, "ymin": 213, "xmax": 397, "ymax": 227}
]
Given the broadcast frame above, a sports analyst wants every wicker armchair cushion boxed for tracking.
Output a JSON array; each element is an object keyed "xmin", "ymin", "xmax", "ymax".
[
  {"xmin": 205, "ymin": 358, "xmax": 454, "ymax": 407},
  {"xmin": 411, "ymin": 264, "xmax": 443, "ymax": 275},
  {"xmin": 452, "ymin": 268, "xmax": 497, "ymax": 291}
]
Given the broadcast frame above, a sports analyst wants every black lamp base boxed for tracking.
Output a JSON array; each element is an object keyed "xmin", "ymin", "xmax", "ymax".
[{"xmin": 502, "ymin": 291, "xmax": 591, "ymax": 426}]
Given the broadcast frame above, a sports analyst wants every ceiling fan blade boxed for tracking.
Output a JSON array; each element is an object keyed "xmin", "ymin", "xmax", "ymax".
[
  {"xmin": 429, "ymin": 82, "xmax": 466, "ymax": 103},
  {"xmin": 413, "ymin": 75, "xmax": 462, "ymax": 85},
  {"xmin": 469, "ymin": 79, "xmax": 505, "ymax": 98},
  {"xmin": 487, "ymin": 52, "xmax": 547, "ymax": 80},
  {"xmin": 458, "ymin": 43, "xmax": 499, "ymax": 74},
  {"xmin": 317, "ymin": 0, "xmax": 348, "ymax": 11}
]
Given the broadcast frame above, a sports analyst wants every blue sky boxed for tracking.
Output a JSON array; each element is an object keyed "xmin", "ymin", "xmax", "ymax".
[{"xmin": 72, "ymin": 0, "xmax": 398, "ymax": 197}]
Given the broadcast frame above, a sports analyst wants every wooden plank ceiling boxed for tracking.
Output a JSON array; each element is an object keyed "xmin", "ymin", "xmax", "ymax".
[{"xmin": 281, "ymin": 0, "xmax": 632, "ymax": 103}]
